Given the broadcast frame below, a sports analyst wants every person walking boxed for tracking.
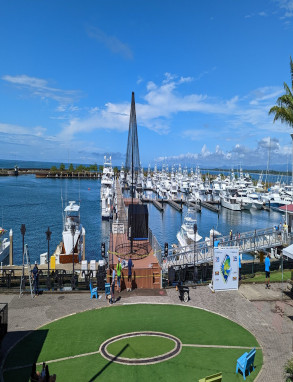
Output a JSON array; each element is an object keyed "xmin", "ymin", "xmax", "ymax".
[
  {"xmin": 116, "ymin": 258, "xmax": 122, "ymax": 292},
  {"xmin": 239, "ymin": 254, "xmax": 242, "ymax": 283},
  {"xmin": 32, "ymin": 261, "xmax": 39, "ymax": 296},
  {"xmin": 127, "ymin": 255, "xmax": 134, "ymax": 291},
  {"xmin": 229, "ymin": 229, "xmax": 233, "ymax": 241},
  {"xmin": 265, "ymin": 254, "xmax": 271, "ymax": 289},
  {"xmin": 110, "ymin": 265, "xmax": 116, "ymax": 304}
]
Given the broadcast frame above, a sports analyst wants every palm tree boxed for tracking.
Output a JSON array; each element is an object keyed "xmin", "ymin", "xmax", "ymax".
[{"xmin": 269, "ymin": 57, "xmax": 293, "ymax": 127}]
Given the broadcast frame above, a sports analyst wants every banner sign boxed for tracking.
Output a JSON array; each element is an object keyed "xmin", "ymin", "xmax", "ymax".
[{"xmin": 212, "ymin": 247, "xmax": 239, "ymax": 291}]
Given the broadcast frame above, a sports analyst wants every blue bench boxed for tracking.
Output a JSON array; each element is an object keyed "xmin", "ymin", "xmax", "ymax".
[
  {"xmin": 89, "ymin": 282, "xmax": 98, "ymax": 299},
  {"xmin": 105, "ymin": 282, "xmax": 111, "ymax": 299},
  {"xmin": 236, "ymin": 348, "xmax": 256, "ymax": 380}
]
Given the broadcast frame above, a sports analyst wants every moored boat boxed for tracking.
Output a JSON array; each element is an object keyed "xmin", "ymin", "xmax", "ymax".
[
  {"xmin": 52, "ymin": 200, "xmax": 84, "ymax": 264},
  {"xmin": 0, "ymin": 228, "xmax": 10, "ymax": 264},
  {"xmin": 176, "ymin": 208, "xmax": 202, "ymax": 247}
]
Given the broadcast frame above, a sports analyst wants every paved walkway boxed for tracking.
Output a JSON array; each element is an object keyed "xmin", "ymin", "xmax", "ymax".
[{"xmin": 1, "ymin": 283, "xmax": 293, "ymax": 381}]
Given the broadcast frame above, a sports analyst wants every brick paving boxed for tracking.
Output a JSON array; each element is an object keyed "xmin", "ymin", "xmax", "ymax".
[{"xmin": 1, "ymin": 283, "xmax": 293, "ymax": 381}]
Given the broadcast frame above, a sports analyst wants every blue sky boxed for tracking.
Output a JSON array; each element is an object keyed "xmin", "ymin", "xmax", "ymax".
[{"xmin": 1, "ymin": 0, "xmax": 293, "ymax": 168}]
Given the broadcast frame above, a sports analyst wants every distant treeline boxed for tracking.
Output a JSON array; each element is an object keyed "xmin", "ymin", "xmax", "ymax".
[
  {"xmin": 50, "ymin": 163, "xmax": 119, "ymax": 173},
  {"xmin": 202, "ymin": 168, "xmax": 292, "ymax": 176}
]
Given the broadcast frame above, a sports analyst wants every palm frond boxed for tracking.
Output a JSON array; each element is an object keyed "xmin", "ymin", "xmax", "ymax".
[
  {"xmin": 284, "ymin": 82, "xmax": 293, "ymax": 98},
  {"xmin": 276, "ymin": 93, "xmax": 293, "ymax": 109},
  {"xmin": 269, "ymin": 106, "xmax": 293, "ymax": 127}
]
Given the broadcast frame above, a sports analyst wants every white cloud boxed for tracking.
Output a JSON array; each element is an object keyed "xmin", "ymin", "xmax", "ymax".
[
  {"xmin": 155, "ymin": 138, "xmax": 290, "ymax": 167},
  {"xmin": 87, "ymin": 26, "xmax": 133, "ymax": 60},
  {"xmin": 1, "ymin": 74, "xmax": 80, "ymax": 106},
  {"xmin": 56, "ymin": 73, "xmax": 287, "ymax": 143},
  {"xmin": 274, "ymin": 0, "xmax": 293, "ymax": 18}
]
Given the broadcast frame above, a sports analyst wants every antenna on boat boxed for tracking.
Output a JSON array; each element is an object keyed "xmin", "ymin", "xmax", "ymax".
[
  {"xmin": 78, "ymin": 175, "xmax": 81, "ymax": 207},
  {"xmin": 265, "ymin": 137, "xmax": 271, "ymax": 189},
  {"xmin": 61, "ymin": 185, "xmax": 65, "ymax": 228}
]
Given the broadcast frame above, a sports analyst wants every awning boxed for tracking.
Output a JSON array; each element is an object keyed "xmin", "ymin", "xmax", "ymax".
[{"xmin": 283, "ymin": 244, "xmax": 293, "ymax": 259}]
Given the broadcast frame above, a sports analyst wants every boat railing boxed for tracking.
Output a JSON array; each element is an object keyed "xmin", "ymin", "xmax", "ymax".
[{"xmin": 148, "ymin": 228, "xmax": 162, "ymax": 265}]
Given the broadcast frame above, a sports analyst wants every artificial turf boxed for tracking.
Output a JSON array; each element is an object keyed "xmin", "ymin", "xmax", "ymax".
[
  {"xmin": 3, "ymin": 304, "xmax": 262, "ymax": 381},
  {"xmin": 106, "ymin": 335, "xmax": 175, "ymax": 358}
]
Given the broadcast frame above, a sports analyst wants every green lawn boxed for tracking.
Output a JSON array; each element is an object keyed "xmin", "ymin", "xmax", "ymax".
[
  {"xmin": 107, "ymin": 335, "xmax": 175, "ymax": 358},
  {"xmin": 242, "ymin": 269, "xmax": 292, "ymax": 283},
  {"xmin": 3, "ymin": 304, "xmax": 262, "ymax": 381}
]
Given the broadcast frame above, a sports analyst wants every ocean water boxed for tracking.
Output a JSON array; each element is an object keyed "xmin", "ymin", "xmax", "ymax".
[
  {"xmin": 0, "ymin": 175, "xmax": 109, "ymax": 265},
  {"xmin": 0, "ymin": 172, "xmax": 285, "ymax": 265}
]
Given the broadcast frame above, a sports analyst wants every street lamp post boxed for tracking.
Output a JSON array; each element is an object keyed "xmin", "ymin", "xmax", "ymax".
[
  {"xmin": 193, "ymin": 223, "xmax": 198, "ymax": 264},
  {"xmin": 46, "ymin": 227, "xmax": 52, "ymax": 290},
  {"xmin": 20, "ymin": 224, "xmax": 26, "ymax": 278},
  {"xmin": 71, "ymin": 224, "xmax": 76, "ymax": 289}
]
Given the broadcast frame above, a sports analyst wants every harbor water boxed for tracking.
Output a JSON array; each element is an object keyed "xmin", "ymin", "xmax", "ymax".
[{"xmin": 0, "ymin": 173, "xmax": 285, "ymax": 265}]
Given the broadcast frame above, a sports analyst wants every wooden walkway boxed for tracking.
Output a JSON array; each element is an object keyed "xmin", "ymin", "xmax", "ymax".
[{"xmin": 109, "ymin": 181, "xmax": 162, "ymax": 289}]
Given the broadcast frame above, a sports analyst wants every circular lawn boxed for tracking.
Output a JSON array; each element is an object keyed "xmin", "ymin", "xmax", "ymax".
[{"xmin": 3, "ymin": 304, "xmax": 262, "ymax": 381}]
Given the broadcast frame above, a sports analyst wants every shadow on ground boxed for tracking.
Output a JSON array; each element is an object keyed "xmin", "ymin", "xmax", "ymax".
[{"xmin": 2, "ymin": 329, "xmax": 48, "ymax": 382}]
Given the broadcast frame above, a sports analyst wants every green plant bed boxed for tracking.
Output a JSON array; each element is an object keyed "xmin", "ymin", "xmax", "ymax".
[
  {"xmin": 3, "ymin": 304, "xmax": 262, "ymax": 381},
  {"xmin": 242, "ymin": 270, "xmax": 291, "ymax": 283}
]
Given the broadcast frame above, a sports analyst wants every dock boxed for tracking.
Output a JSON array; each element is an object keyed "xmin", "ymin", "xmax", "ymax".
[
  {"xmin": 153, "ymin": 199, "xmax": 164, "ymax": 211},
  {"xmin": 109, "ymin": 180, "xmax": 162, "ymax": 289},
  {"xmin": 200, "ymin": 200, "xmax": 220, "ymax": 213},
  {"xmin": 166, "ymin": 199, "xmax": 182, "ymax": 212}
]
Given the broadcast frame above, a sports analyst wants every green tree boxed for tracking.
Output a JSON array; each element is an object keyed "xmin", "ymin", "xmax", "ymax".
[
  {"xmin": 76, "ymin": 164, "xmax": 85, "ymax": 172},
  {"xmin": 68, "ymin": 163, "xmax": 74, "ymax": 172},
  {"xmin": 99, "ymin": 165, "xmax": 103, "ymax": 172},
  {"xmin": 59, "ymin": 163, "xmax": 65, "ymax": 171},
  {"xmin": 50, "ymin": 165, "xmax": 58, "ymax": 172},
  {"xmin": 89, "ymin": 163, "xmax": 98, "ymax": 171},
  {"xmin": 269, "ymin": 57, "xmax": 293, "ymax": 127}
]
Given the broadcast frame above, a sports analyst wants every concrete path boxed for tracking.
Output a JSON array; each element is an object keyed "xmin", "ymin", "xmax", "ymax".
[{"xmin": 1, "ymin": 283, "xmax": 293, "ymax": 381}]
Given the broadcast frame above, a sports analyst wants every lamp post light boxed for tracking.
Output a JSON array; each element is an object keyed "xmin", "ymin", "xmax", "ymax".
[
  {"xmin": 46, "ymin": 227, "xmax": 52, "ymax": 290},
  {"xmin": 71, "ymin": 224, "xmax": 76, "ymax": 289},
  {"xmin": 193, "ymin": 223, "xmax": 198, "ymax": 265},
  {"xmin": 20, "ymin": 224, "xmax": 26, "ymax": 277}
]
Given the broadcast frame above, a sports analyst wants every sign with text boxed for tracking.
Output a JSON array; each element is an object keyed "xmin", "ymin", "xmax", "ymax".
[{"xmin": 213, "ymin": 247, "xmax": 239, "ymax": 291}]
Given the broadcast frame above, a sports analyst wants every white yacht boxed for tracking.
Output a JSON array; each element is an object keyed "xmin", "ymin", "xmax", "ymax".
[
  {"xmin": 176, "ymin": 208, "xmax": 202, "ymax": 247},
  {"xmin": 0, "ymin": 228, "xmax": 10, "ymax": 264},
  {"xmin": 52, "ymin": 200, "xmax": 85, "ymax": 265},
  {"xmin": 100, "ymin": 156, "xmax": 114, "ymax": 220},
  {"xmin": 220, "ymin": 192, "xmax": 242, "ymax": 211}
]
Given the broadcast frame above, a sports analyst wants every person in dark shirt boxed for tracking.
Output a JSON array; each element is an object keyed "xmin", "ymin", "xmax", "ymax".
[
  {"xmin": 127, "ymin": 255, "xmax": 134, "ymax": 291},
  {"xmin": 32, "ymin": 262, "xmax": 39, "ymax": 296}
]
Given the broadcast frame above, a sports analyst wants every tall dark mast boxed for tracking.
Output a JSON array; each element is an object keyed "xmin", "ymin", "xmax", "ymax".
[
  {"xmin": 125, "ymin": 92, "xmax": 140, "ymax": 254},
  {"xmin": 125, "ymin": 92, "xmax": 140, "ymax": 194}
]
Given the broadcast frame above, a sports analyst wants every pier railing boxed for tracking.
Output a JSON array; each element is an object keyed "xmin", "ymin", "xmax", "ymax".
[
  {"xmin": 164, "ymin": 227, "xmax": 291, "ymax": 269},
  {"xmin": 0, "ymin": 268, "xmax": 107, "ymax": 292}
]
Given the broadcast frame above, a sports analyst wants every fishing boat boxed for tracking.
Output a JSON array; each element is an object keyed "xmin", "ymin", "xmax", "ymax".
[
  {"xmin": 53, "ymin": 201, "xmax": 84, "ymax": 264},
  {"xmin": 100, "ymin": 156, "xmax": 114, "ymax": 220},
  {"xmin": 220, "ymin": 192, "xmax": 242, "ymax": 211},
  {"xmin": 0, "ymin": 228, "xmax": 10, "ymax": 264},
  {"xmin": 176, "ymin": 208, "xmax": 202, "ymax": 247}
]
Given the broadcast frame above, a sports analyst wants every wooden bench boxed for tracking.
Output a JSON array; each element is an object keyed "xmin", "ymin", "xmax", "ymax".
[
  {"xmin": 236, "ymin": 347, "xmax": 256, "ymax": 380},
  {"xmin": 199, "ymin": 372, "xmax": 222, "ymax": 382}
]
